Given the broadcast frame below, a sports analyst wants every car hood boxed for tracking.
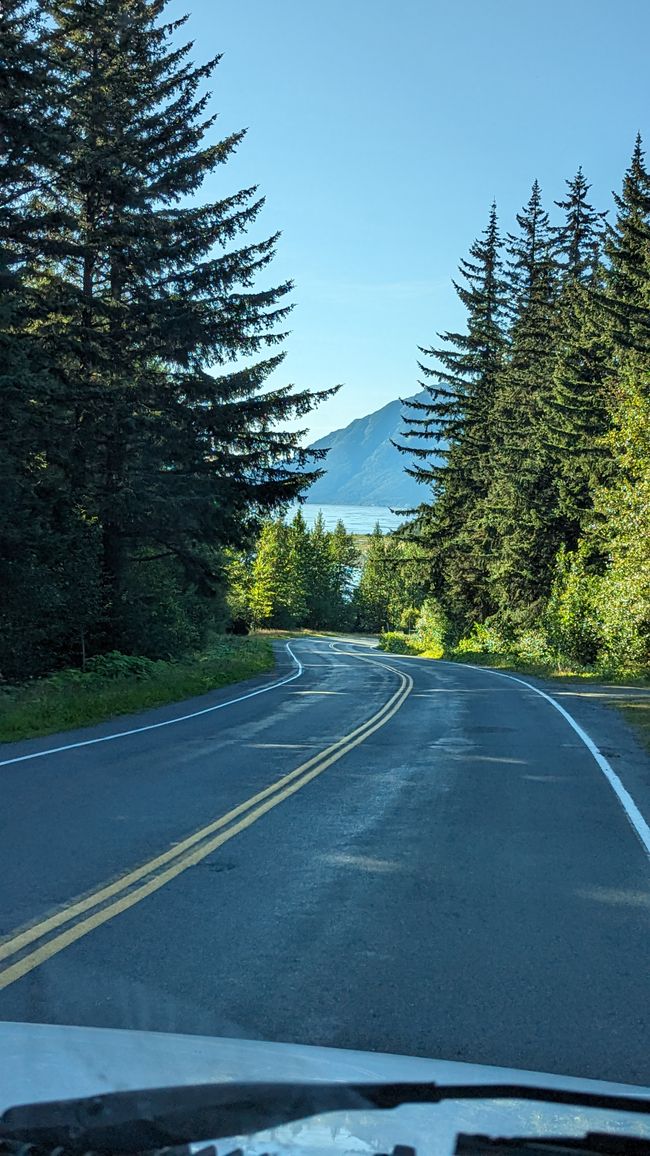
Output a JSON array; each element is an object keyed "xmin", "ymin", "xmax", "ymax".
[{"xmin": 1, "ymin": 1020, "xmax": 650, "ymax": 1155}]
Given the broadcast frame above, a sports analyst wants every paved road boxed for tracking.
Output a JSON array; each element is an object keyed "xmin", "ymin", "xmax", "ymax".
[{"xmin": 1, "ymin": 638, "xmax": 650, "ymax": 1085}]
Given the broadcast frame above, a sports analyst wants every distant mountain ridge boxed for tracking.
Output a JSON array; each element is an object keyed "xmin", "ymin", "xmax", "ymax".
[{"xmin": 306, "ymin": 392, "xmax": 439, "ymax": 507}]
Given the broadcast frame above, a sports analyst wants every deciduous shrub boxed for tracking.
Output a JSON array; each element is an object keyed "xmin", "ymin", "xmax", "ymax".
[{"xmin": 378, "ymin": 632, "xmax": 421, "ymax": 655}]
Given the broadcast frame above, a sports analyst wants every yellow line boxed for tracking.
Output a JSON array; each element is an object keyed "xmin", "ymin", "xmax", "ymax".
[
  {"xmin": 0, "ymin": 667, "xmax": 407, "ymax": 964},
  {"xmin": 0, "ymin": 658, "xmax": 412, "ymax": 990},
  {"xmin": 0, "ymin": 665, "xmax": 406, "ymax": 965}
]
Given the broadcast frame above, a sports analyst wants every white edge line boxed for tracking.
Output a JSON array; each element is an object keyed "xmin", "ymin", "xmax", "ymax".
[
  {"xmin": 448, "ymin": 659, "xmax": 650, "ymax": 863},
  {"xmin": 0, "ymin": 643, "xmax": 304, "ymax": 768},
  {"xmin": 339, "ymin": 642, "xmax": 650, "ymax": 864}
]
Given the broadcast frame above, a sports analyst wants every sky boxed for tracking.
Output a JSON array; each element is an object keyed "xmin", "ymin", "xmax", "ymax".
[{"xmin": 166, "ymin": 0, "xmax": 650, "ymax": 442}]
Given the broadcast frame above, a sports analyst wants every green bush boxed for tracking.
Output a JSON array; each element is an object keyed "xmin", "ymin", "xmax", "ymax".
[
  {"xmin": 513, "ymin": 629, "xmax": 556, "ymax": 666},
  {"xmin": 413, "ymin": 598, "xmax": 449, "ymax": 658},
  {"xmin": 378, "ymin": 631, "xmax": 422, "ymax": 655},
  {"xmin": 593, "ymin": 571, "xmax": 650, "ymax": 673},
  {"xmin": 399, "ymin": 607, "xmax": 420, "ymax": 632},
  {"xmin": 454, "ymin": 620, "xmax": 512, "ymax": 656},
  {"xmin": 543, "ymin": 546, "xmax": 604, "ymax": 667}
]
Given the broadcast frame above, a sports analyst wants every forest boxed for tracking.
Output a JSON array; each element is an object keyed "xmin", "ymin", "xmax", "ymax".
[
  {"xmin": 1, "ymin": 0, "xmax": 332, "ymax": 682},
  {"xmin": 232, "ymin": 146, "xmax": 650, "ymax": 678},
  {"xmin": 393, "ymin": 149, "xmax": 650, "ymax": 676},
  {"xmin": 2, "ymin": 0, "xmax": 648, "ymax": 694}
]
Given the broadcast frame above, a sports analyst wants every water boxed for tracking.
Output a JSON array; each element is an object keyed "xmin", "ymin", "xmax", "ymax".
[{"xmin": 288, "ymin": 504, "xmax": 405, "ymax": 534}]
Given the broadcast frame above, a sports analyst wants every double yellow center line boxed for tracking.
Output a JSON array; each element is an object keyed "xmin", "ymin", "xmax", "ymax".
[{"xmin": 0, "ymin": 652, "xmax": 412, "ymax": 992}]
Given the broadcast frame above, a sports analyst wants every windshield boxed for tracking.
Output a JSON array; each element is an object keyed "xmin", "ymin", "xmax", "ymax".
[{"xmin": 1, "ymin": 0, "xmax": 650, "ymax": 1149}]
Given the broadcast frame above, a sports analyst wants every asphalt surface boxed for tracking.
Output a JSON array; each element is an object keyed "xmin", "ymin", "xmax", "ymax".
[{"xmin": 1, "ymin": 638, "xmax": 650, "ymax": 1085}]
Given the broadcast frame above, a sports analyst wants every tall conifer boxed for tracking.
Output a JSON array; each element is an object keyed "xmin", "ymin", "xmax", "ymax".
[
  {"xmin": 37, "ymin": 0, "xmax": 331, "ymax": 649},
  {"xmin": 547, "ymin": 169, "xmax": 611, "ymax": 546},
  {"xmin": 486, "ymin": 181, "xmax": 561, "ymax": 613},
  {"xmin": 398, "ymin": 204, "xmax": 508, "ymax": 622},
  {"xmin": 0, "ymin": 0, "xmax": 90, "ymax": 677}
]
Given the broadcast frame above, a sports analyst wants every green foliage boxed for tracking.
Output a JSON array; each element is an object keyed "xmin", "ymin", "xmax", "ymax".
[
  {"xmin": 354, "ymin": 524, "xmax": 428, "ymax": 632},
  {"xmin": 402, "ymin": 140, "xmax": 649, "ymax": 680},
  {"xmin": 245, "ymin": 518, "xmax": 305, "ymax": 629},
  {"xmin": 0, "ymin": 0, "xmax": 332, "ymax": 680},
  {"xmin": 397, "ymin": 203, "xmax": 508, "ymax": 624},
  {"xmin": 399, "ymin": 607, "xmax": 420, "ymax": 632},
  {"xmin": 378, "ymin": 599, "xmax": 448, "ymax": 659},
  {"xmin": 412, "ymin": 599, "xmax": 449, "ymax": 657},
  {"xmin": 483, "ymin": 180, "xmax": 563, "ymax": 612},
  {"xmin": 326, "ymin": 519, "xmax": 360, "ymax": 629},
  {"xmin": 231, "ymin": 512, "xmax": 361, "ymax": 632},
  {"xmin": 0, "ymin": 636, "xmax": 274, "ymax": 742},
  {"xmin": 543, "ymin": 546, "xmax": 603, "ymax": 667},
  {"xmin": 378, "ymin": 632, "xmax": 422, "ymax": 655},
  {"xmin": 588, "ymin": 374, "xmax": 650, "ymax": 671},
  {"xmin": 454, "ymin": 621, "xmax": 511, "ymax": 655}
]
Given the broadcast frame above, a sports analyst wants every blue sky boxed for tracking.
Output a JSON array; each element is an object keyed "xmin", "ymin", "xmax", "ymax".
[{"xmin": 167, "ymin": 0, "xmax": 649, "ymax": 441}]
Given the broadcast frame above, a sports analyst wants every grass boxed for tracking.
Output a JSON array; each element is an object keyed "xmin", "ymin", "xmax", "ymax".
[
  {"xmin": 0, "ymin": 635, "xmax": 275, "ymax": 744},
  {"xmin": 446, "ymin": 649, "xmax": 650, "ymax": 752},
  {"xmin": 447, "ymin": 647, "xmax": 650, "ymax": 685}
]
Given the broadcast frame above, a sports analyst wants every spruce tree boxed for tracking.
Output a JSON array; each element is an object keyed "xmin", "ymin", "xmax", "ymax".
[
  {"xmin": 398, "ymin": 203, "xmax": 508, "ymax": 624},
  {"xmin": 602, "ymin": 135, "xmax": 650, "ymax": 356},
  {"xmin": 354, "ymin": 525, "xmax": 390, "ymax": 632},
  {"xmin": 0, "ymin": 0, "xmax": 96, "ymax": 677},
  {"xmin": 553, "ymin": 167, "xmax": 607, "ymax": 281},
  {"xmin": 546, "ymin": 169, "xmax": 611, "ymax": 548},
  {"xmin": 329, "ymin": 519, "xmax": 360, "ymax": 626},
  {"xmin": 285, "ymin": 509, "xmax": 310, "ymax": 624},
  {"xmin": 37, "ymin": 0, "xmax": 332, "ymax": 652},
  {"xmin": 486, "ymin": 181, "xmax": 561, "ymax": 615},
  {"xmin": 304, "ymin": 511, "xmax": 336, "ymax": 629},
  {"xmin": 248, "ymin": 522, "xmax": 286, "ymax": 628},
  {"xmin": 354, "ymin": 526, "xmax": 427, "ymax": 632}
]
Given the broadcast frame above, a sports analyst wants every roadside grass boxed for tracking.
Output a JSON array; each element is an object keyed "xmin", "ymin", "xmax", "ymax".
[
  {"xmin": 446, "ymin": 647, "xmax": 650, "ymax": 686},
  {"xmin": 446, "ymin": 650, "xmax": 650, "ymax": 752},
  {"xmin": 0, "ymin": 636, "xmax": 275, "ymax": 744}
]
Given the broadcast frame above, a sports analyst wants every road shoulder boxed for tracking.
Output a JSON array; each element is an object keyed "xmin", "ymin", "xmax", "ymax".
[{"xmin": 0, "ymin": 640, "xmax": 298, "ymax": 765}]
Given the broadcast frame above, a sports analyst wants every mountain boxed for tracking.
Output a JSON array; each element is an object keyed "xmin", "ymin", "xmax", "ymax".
[{"xmin": 305, "ymin": 392, "xmax": 440, "ymax": 507}]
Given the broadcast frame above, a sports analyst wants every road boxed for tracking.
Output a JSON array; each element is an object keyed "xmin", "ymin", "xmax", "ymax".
[{"xmin": 1, "ymin": 637, "xmax": 650, "ymax": 1085}]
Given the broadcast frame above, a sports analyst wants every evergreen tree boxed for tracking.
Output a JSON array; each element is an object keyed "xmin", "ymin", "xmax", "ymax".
[
  {"xmin": 553, "ymin": 167, "xmax": 607, "ymax": 282},
  {"xmin": 285, "ymin": 509, "xmax": 310, "ymax": 624},
  {"xmin": 329, "ymin": 519, "xmax": 360, "ymax": 624},
  {"xmin": 35, "ymin": 0, "xmax": 331, "ymax": 653},
  {"xmin": 247, "ymin": 516, "xmax": 310, "ymax": 629},
  {"xmin": 485, "ymin": 181, "xmax": 561, "ymax": 615},
  {"xmin": 546, "ymin": 169, "xmax": 611, "ymax": 548},
  {"xmin": 304, "ymin": 511, "xmax": 336, "ymax": 629},
  {"xmin": 589, "ymin": 370, "xmax": 650, "ymax": 669},
  {"xmin": 0, "ymin": 0, "xmax": 97, "ymax": 678},
  {"xmin": 248, "ymin": 522, "xmax": 286, "ymax": 628},
  {"xmin": 602, "ymin": 135, "xmax": 650, "ymax": 356},
  {"xmin": 354, "ymin": 526, "xmax": 428, "ymax": 632},
  {"xmin": 397, "ymin": 203, "xmax": 508, "ymax": 623},
  {"xmin": 354, "ymin": 525, "xmax": 392, "ymax": 632}
]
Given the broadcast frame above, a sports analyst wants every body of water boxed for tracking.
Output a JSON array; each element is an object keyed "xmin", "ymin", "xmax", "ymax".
[{"xmin": 288, "ymin": 504, "xmax": 405, "ymax": 534}]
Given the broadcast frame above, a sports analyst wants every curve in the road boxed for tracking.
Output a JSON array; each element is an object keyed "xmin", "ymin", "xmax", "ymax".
[
  {"xmin": 336, "ymin": 643, "xmax": 650, "ymax": 865},
  {"xmin": 0, "ymin": 651, "xmax": 413, "ymax": 992},
  {"xmin": 459, "ymin": 663, "xmax": 650, "ymax": 864},
  {"xmin": 0, "ymin": 643, "xmax": 305, "ymax": 769}
]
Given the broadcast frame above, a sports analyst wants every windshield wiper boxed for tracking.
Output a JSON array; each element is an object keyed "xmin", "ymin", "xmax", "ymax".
[
  {"xmin": 456, "ymin": 1132, "xmax": 650, "ymax": 1154},
  {"xmin": 2, "ymin": 1081, "xmax": 649, "ymax": 1155}
]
